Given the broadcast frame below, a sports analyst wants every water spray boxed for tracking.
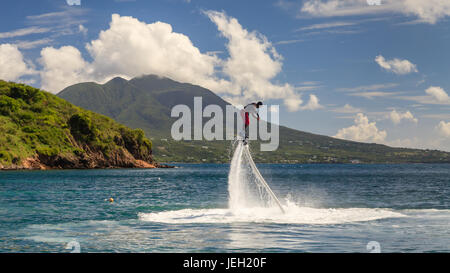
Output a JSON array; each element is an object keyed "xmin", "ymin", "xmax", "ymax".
[
  {"xmin": 228, "ymin": 141, "xmax": 285, "ymax": 214},
  {"xmin": 242, "ymin": 145, "xmax": 285, "ymax": 213}
]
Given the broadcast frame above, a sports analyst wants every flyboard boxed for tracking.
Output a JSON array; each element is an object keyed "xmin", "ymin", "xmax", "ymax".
[{"xmin": 241, "ymin": 142, "xmax": 285, "ymax": 214}]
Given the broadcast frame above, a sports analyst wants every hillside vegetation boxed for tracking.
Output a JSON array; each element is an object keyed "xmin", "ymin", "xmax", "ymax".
[
  {"xmin": 58, "ymin": 75, "xmax": 450, "ymax": 164},
  {"xmin": 0, "ymin": 80, "xmax": 160, "ymax": 169}
]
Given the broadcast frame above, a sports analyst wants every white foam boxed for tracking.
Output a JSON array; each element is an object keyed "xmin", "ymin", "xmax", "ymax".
[
  {"xmin": 138, "ymin": 203, "xmax": 406, "ymax": 225},
  {"xmin": 140, "ymin": 143, "xmax": 406, "ymax": 225}
]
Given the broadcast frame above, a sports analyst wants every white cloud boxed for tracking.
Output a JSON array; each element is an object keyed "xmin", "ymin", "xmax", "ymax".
[
  {"xmin": 425, "ymin": 86, "xmax": 449, "ymax": 102},
  {"xmin": 0, "ymin": 44, "xmax": 34, "ymax": 81},
  {"xmin": 437, "ymin": 121, "xmax": 450, "ymax": 137},
  {"xmin": 400, "ymin": 86, "xmax": 450, "ymax": 106},
  {"xmin": 334, "ymin": 113, "xmax": 387, "ymax": 143},
  {"xmin": 78, "ymin": 24, "xmax": 88, "ymax": 36},
  {"xmin": 27, "ymin": 9, "xmax": 87, "ymax": 23},
  {"xmin": 39, "ymin": 14, "xmax": 219, "ymax": 92},
  {"xmin": 339, "ymin": 82, "xmax": 401, "ymax": 100},
  {"xmin": 337, "ymin": 83, "xmax": 399, "ymax": 92},
  {"xmin": 300, "ymin": 0, "xmax": 450, "ymax": 24},
  {"xmin": 38, "ymin": 12, "xmax": 307, "ymax": 111},
  {"xmin": 204, "ymin": 10, "xmax": 303, "ymax": 111},
  {"xmin": 26, "ymin": 8, "xmax": 88, "ymax": 37},
  {"xmin": 402, "ymin": 0, "xmax": 450, "ymax": 24},
  {"xmin": 375, "ymin": 55, "xmax": 418, "ymax": 75},
  {"xmin": 0, "ymin": 26, "xmax": 51, "ymax": 39},
  {"xmin": 284, "ymin": 96, "xmax": 304, "ymax": 112},
  {"xmin": 300, "ymin": 94, "xmax": 323, "ymax": 110},
  {"xmin": 332, "ymin": 103, "xmax": 363, "ymax": 113},
  {"xmin": 301, "ymin": 0, "xmax": 387, "ymax": 17},
  {"xmin": 88, "ymin": 14, "xmax": 220, "ymax": 87},
  {"xmin": 349, "ymin": 91, "xmax": 396, "ymax": 99},
  {"xmin": 275, "ymin": 39, "xmax": 304, "ymax": 45},
  {"xmin": 15, "ymin": 38, "xmax": 53, "ymax": 50},
  {"xmin": 389, "ymin": 109, "xmax": 418, "ymax": 124},
  {"xmin": 296, "ymin": 21, "xmax": 357, "ymax": 31},
  {"xmin": 39, "ymin": 46, "xmax": 90, "ymax": 91}
]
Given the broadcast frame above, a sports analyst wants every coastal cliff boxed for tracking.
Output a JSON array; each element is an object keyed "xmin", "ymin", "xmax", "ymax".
[{"xmin": 0, "ymin": 80, "xmax": 170, "ymax": 170}]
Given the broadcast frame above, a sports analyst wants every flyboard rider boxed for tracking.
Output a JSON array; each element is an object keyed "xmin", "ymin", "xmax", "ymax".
[{"xmin": 240, "ymin": 101, "xmax": 263, "ymax": 145}]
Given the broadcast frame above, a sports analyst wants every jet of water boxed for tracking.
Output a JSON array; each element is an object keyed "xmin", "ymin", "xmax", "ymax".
[{"xmin": 228, "ymin": 141, "xmax": 285, "ymax": 213}]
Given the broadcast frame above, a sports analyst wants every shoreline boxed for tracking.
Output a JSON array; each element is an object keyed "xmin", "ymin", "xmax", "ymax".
[
  {"xmin": 0, "ymin": 165, "xmax": 175, "ymax": 171},
  {"xmin": 0, "ymin": 161, "xmax": 175, "ymax": 171},
  {"xmin": 159, "ymin": 161, "xmax": 450, "ymax": 165},
  {"xmin": 1, "ymin": 161, "xmax": 447, "ymax": 171}
]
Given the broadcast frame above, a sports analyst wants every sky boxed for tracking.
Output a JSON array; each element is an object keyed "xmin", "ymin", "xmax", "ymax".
[{"xmin": 0, "ymin": 0, "xmax": 449, "ymax": 151}]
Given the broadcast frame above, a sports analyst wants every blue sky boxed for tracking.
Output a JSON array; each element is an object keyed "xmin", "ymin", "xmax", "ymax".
[{"xmin": 0, "ymin": 0, "xmax": 449, "ymax": 151}]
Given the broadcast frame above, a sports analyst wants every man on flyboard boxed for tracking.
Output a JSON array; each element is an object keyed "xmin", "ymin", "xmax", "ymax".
[{"xmin": 241, "ymin": 101, "xmax": 263, "ymax": 145}]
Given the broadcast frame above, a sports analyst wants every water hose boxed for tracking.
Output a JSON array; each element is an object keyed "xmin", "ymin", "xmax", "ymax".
[{"xmin": 243, "ymin": 145, "xmax": 285, "ymax": 214}]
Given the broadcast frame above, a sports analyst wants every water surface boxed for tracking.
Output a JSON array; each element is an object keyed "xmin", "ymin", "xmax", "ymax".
[{"xmin": 0, "ymin": 163, "xmax": 449, "ymax": 252}]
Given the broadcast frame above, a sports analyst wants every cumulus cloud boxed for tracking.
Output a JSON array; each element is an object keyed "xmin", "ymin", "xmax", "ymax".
[
  {"xmin": 284, "ymin": 96, "xmax": 304, "ymax": 112},
  {"xmin": 39, "ymin": 46, "xmax": 90, "ymax": 91},
  {"xmin": 334, "ymin": 113, "xmax": 387, "ymax": 143},
  {"xmin": 425, "ymin": 86, "xmax": 449, "ymax": 102},
  {"xmin": 39, "ymin": 14, "xmax": 219, "ymax": 92},
  {"xmin": 300, "ymin": 0, "xmax": 450, "ymax": 24},
  {"xmin": 389, "ymin": 109, "xmax": 418, "ymax": 124},
  {"xmin": 396, "ymin": 86, "xmax": 450, "ymax": 106},
  {"xmin": 437, "ymin": 121, "xmax": 450, "ymax": 137},
  {"xmin": 0, "ymin": 44, "xmax": 35, "ymax": 81},
  {"xmin": 300, "ymin": 94, "xmax": 323, "ymax": 110},
  {"xmin": 375, "ymin": 55, "xmax": 418, "ymax": 75},
  {"xmin": 87, "ymin": 14, "xmax": 219, "ymax": 86},
  {"xmin": 204, "ymin": 10, "xmax": 303, "ymax": 111},
  {"xmin": 37, "ymin": 12, "xmax": 309, "ymax": 111}
]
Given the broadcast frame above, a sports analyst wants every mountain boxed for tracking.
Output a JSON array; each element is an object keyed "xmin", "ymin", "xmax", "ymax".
[
  {"xmin": 58, "ymin": 75, "xmax": 450, "ymax": 163},
  {"xmin": 0, "ymin": 80, "xmax": 168, "ymax": 170}
]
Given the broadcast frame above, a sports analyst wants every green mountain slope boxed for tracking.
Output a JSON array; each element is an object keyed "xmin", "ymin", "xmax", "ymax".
[
  {"xmin": 58, "ymin": 75, "xmax": 450, "ymax": 163},
  {"xmin": 0, "ymin": 80, "xmax": 162, "ymax": 170}
]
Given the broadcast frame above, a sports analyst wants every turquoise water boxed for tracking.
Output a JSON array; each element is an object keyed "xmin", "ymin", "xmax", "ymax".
[{"xmin": 0, "ymin": 164, "xmax": 449, "ymax": 252}]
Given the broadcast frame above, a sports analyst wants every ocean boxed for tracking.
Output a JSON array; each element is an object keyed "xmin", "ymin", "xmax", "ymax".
[{"xmin": 0, "ymin": 159, "xmax": 449, "ymax": 252}]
